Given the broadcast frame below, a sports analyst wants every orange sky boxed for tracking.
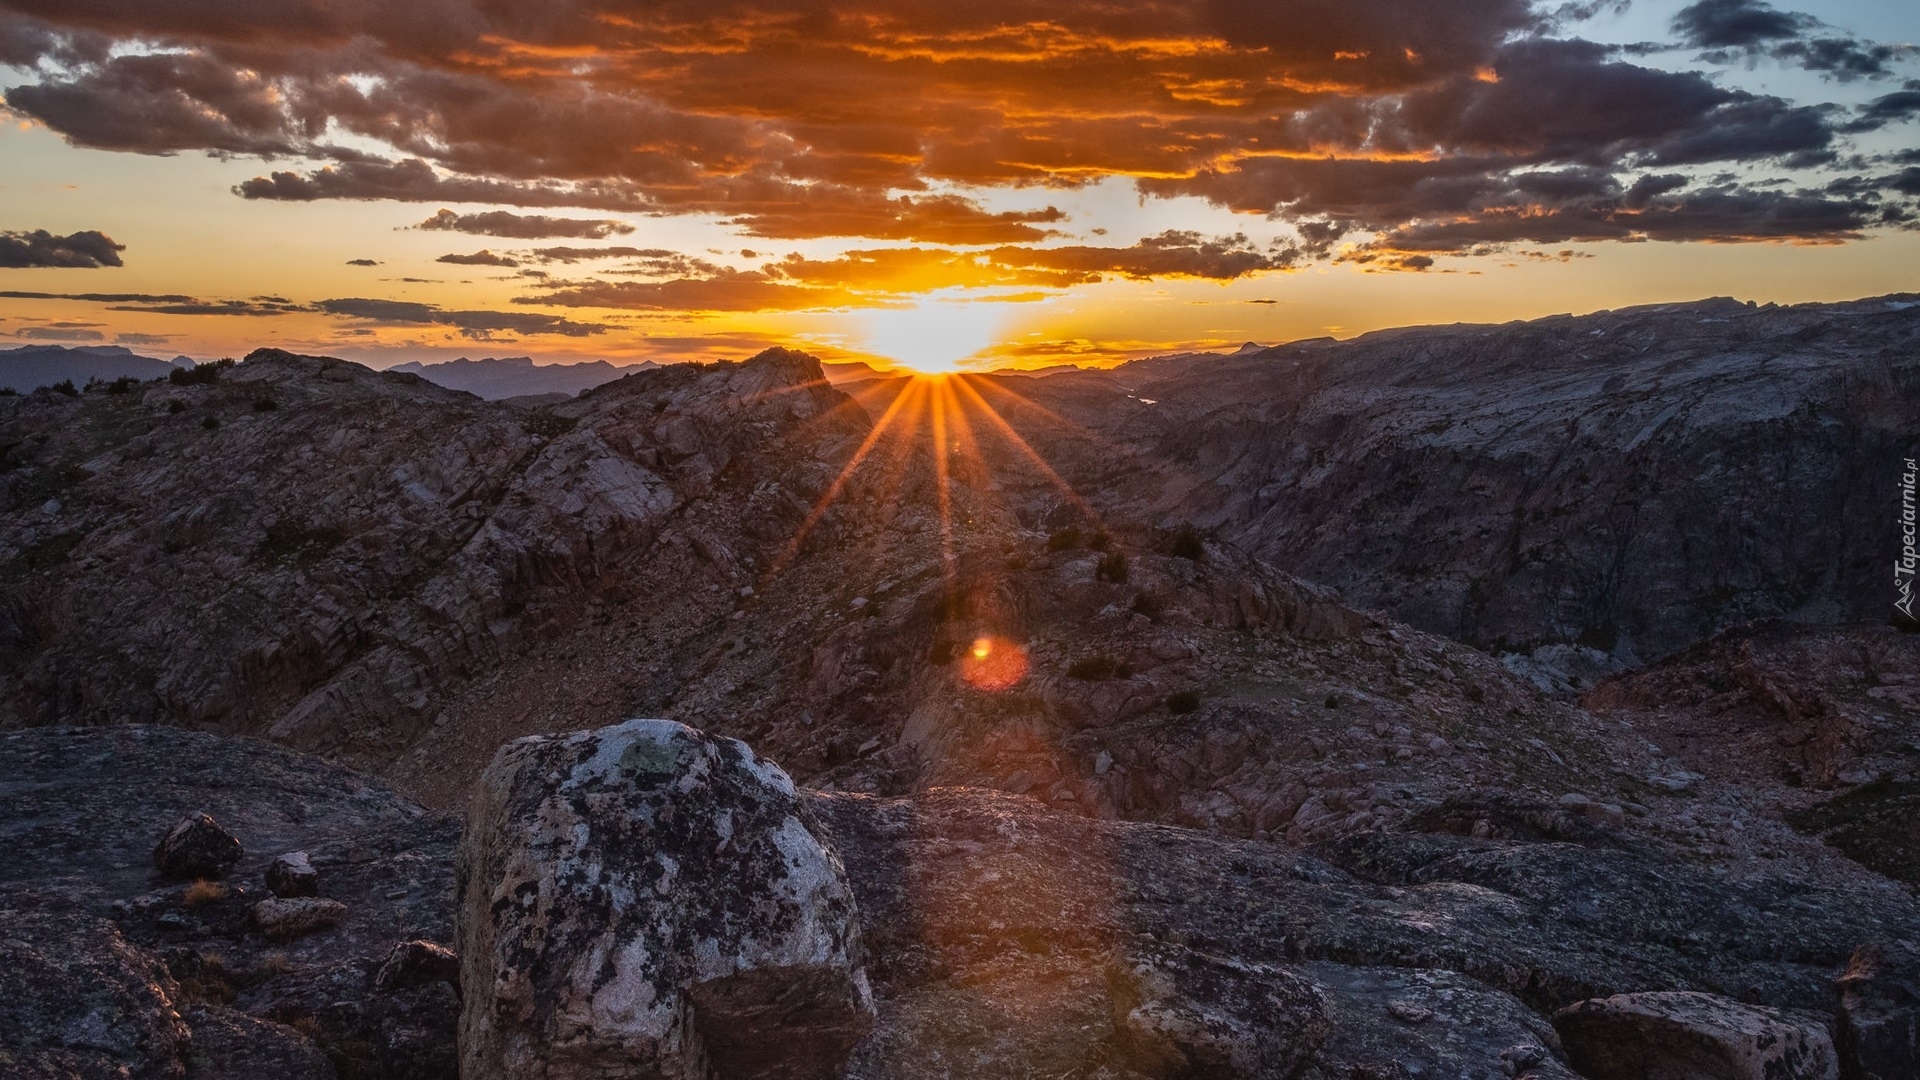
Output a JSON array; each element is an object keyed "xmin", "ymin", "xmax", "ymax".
[{"xmin": 1, "ymin": 0, "xmax": 1916, "ymax": 371}]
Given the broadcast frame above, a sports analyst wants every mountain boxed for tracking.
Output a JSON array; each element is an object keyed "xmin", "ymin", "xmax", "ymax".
[
  {"xmin": 1000, "ymin": 294, "xmax": 1920, "ymax": 683},
  {"xmin": 1, "ymin": 311, "xmax": 1916, "ymax": 1078},
  {"xmin": 386, "ymin": 354, "xmax": 647, "ymax": 399},
  {"xmin": 0, "ymin": 343, "xmax": 187, "ymax": 392}
]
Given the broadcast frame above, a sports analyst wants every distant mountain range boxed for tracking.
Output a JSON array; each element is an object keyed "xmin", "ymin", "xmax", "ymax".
[
  {"xmin": 387, "ymin": 355, "xmax": 651, "ymax": 400},
  {"xmin": 0, "ymin": 344, "xmax": 191, "ymax": 392}
]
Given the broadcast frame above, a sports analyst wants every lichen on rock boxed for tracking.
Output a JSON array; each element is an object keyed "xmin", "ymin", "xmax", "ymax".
[{"xmin": 457, "ymin": 718, "xmax": 874, "ymax": 1080}]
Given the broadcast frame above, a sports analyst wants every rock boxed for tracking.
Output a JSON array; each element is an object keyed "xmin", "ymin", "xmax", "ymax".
[
  {"xmin": 1553, "ymin": 990, "xmax": 1839, "ymax": 1080},
  {"xmin": 178, "ymin": 1004, "xmax": 335, "ymax": 1080},
  {"xmin": 457, "ymin": 719, "xmax": 875, "ymax": 1080},
  {"xmin": 1107, "ymin": 942, "xmax": 1327, "ymax": 1078},
  {"xmin": 0, "ymin": 909, "xmax": 191, "ymax": 1080},
  {"xmin": 265, "ymin": 851, "xmax": 318, "ymax": 897},
  {"xmin": 1835, "ymin": 941, "xmax": 1919, "ymax": 1080},
  {"xmin": 153, "ymin": 811, "xmax": 243, "ymax": 880},
  {"xmin": 374, "ymin": 939, "xmax": 461, "ymax": 994},
  {"xmin": 252, "ymin": 897, "xmax": 347, "ymax": 941}
]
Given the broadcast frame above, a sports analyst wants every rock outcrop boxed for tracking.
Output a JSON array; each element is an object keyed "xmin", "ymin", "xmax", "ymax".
[
  {"xmin": 457, "ymin": 719, "xmax": 874, "ymax": 1080},
  {"xmin": 154, "ymin": 812, "xmax": 244, "ymax": 880},
  {"xmin": 1836, "ymin": 942, "xmax": 1920, "ymax": 1080},
  {"xmin": 1552, "ymin": 990, "xmax": 1838, "ymax": 1079},
  {"xmin": 1009, "ymin": 295, "xmax": 1920, "ymax": 668}
]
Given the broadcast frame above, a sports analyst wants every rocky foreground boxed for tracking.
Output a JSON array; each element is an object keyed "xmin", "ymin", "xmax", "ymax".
[{"xmin": 3, "ymin": 721, "xmax": 1916, "ymax": 1080}]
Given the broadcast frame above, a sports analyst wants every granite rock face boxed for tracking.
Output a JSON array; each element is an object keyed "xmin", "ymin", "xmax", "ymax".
[
  {"xmin": 154, "ymin": 812, "xmax": 244, "ymax": 880},
  {"xmin": 1836, "ymin": 942, "xmax": 1920, "ymax": 1080},
  {"xmin": 457, "ymin": 719, "xmax": 875, "ymax": 1080}
]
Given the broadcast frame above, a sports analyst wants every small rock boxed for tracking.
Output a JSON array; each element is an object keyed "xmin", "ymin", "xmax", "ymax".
[
  {"xmin": 1386, "ymin": 999, "xmax": 1432, "ymax": 1024},
  {"xmin": 374, "ymin": 939, "xmax": 461, "ymax": 994},
  {"xmin": 265, "ymin": 851, "xmax": 318, "ymax": 898},
  {"xmin": 1426, "ymin": 736, "xmax": 1450, "ymax": 754},
  {"xmin": 849, "ymin": 596, "xmax": 868, "ymax": 609},
  {"xmin": 252, "ymin": 897, "xmax": 346, "ymax": 941},
  {"xmin": 1094, "ymin": 750, "xmax": 1114, "ymax": 776},
  {"xmin": 1556, "ymin": 793, "xmax": 1591, "ymax": 809},
  {"xmin": 154, "ymin": 811, "xmax": 244, "ymax": 881},
  {"xmin": 1554, "ymin": 990, "xmax": 1838, "ymax": 1080}
]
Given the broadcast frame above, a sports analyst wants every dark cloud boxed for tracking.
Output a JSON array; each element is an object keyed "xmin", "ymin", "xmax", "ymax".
[
  {"xmin": 107, "ymin": 298, "xmax": 305, "ymax": 316},
  {"xmin": 987, "ymin": 232, "xmax": 1299, "ymax": 281},
  {"xmin": 1846, "ymin": 83, "xmax": 1920, "ymax": 131},
  {"xmin": 0, "ymin": 291, "xmax": 194, "ymax": 303},
  {"xmin": 1675, "ymin": 0, "xmax": 1912, "ymax": 82},
  {"xmin": 527, "ymin": 273, "xmax": 855, "ymax": 313},
  {"xmin": 346, "ymin": 258, "xmax": 382, "ymax": 266},
  {"xmin": 0, "ymin": 0, "xmax": 1909, "ymax": 263},
  {"xmin": 532, "ymin": 246, "xmax": 680, "ymax": 265},
  {"xmin": 0, "ymin": 229, "xmax": 125, "ymax": 268},
  {"xmin": 114, "ymin": 332, "xmax": 174, "ymax": 345},
  {"xmin": 1673, "ymin": 0, "xmax": 1812, "ymax": 48},
  {"xmin": 414, "ymin": 208, "xmax": 636, "ymax": 239},
  {"xmin": 437, "ymin": 249, "xmax": 520, "ymax": 267},
  {"xmin": 315, "ymin": 296, "xmax": 610, "ymax": 337}
]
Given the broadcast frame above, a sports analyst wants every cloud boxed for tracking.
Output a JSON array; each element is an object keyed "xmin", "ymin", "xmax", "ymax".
[
  {"xmin": 315, "ymin": 297, "xmax": 610, "ymax": 337},
  {"xmin": 0, "ymin": 229, "xmax": 125, "ymax": 268},
  {"xmin": 14, "ymin": 326, "xmax": 105, "ymax": 341},
  {"xmin": 0, "ymin": 291, "xmax": 193, "ymax": 303},
  {"xmin": 415, "ymin": 208, "xmax": 636, "ymax": 239},
  {"xmin": 115, "ymin": 332, "xmax": 174, "ymax": 345},
  {"xmin": 1674, "ymin": 0, "xmax": 1913, "ymax": 82},
  {"xmin": 0, "ymin": 0, "xmax": 1911, "ymax": 265},
  {"xmin": 437, "ymin": 249, "xmax": 520, "ymax": 267},
  {"xmin": 346, "ymin": 258, "xmax": 382, "ymax": 266},
  {"xmin": 527, "ymin": 272, "xmax": 856, "ymax": 313}
]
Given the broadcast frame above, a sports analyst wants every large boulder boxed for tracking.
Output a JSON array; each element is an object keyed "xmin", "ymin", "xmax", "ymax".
[
  {"xmin": 1553, "ymin": 990, "xmax": 1838, "ymax": 1080},
  {"xmin": 457, "ymin": 719, "xmax": 875, "ymax": 1080},
  {"xmin": 1836, "ymin": 941, "xmax": 1919, "ymax": 1080},
  {"xmin": 153, "ymin": 811, "xmax": 243, "ymax": 880}
]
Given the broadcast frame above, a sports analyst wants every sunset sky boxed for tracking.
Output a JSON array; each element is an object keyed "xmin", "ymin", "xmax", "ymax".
[{"xmin": 1, "ymin": 0, "xmax": 1916, "ymax": 372}]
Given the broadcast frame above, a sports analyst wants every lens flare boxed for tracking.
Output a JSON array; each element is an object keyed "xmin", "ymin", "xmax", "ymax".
[{"xmin": 959, "ymin": 634, "xmax": 1028, "ymax": 692}]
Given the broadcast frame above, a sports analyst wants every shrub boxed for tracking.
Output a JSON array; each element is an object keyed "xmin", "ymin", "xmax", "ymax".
[
  {"xmin": 1095, "ymin": 551, "xmax": 1129, "ymax": 584},
  {"xmin": 1131, "ymin": 591, "xmax": 1164, "ymax": 620},
  {"xmin": 1045, "ymin": 525, "xmax": 1081, "ymax": 552},
  {"xmin": 252, "ymin": 397, "xmax": 278, "ymax": 412},
  {"xmin": 523, "ymin": 408, "xmax": 576, "ymax": 439},
  {"xmin": 49, "ymin": 379, "xmax": 77, "ymax": 396},
  {"xmin": 166, "ymin": 399, "xmax": 186, "ymax": 413},
  {"xmin": 169, "ymin": 358, "xmax": 234, "ymax": 386},
  {"xmin": 1067, "ymin": 654, "xmax": 1133, "ymax": 681},
  {"xmin": 0, "ymin": 387, "xmax": 15, "ymax": 396},
  {"xmin": 104, "ymin": 376, "xmax": 140, "ymax": 395},
  {"xmin": 1086, "ymin": 530, "xmax": 1112, "ymax": 552},
  {"xmin": 1167, "ymin": 690, "xmax": 1202, "ymax": 714},
  {"xmin": 1170, "ymin": 525, "xmax": 1205, "ymax": 560},
  {"xmin": 201, "ymin": 416, "xmax": 219, "ymax": 430}
]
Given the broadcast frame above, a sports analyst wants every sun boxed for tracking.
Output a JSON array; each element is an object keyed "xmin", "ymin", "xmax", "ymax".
[{"xmin": 858, "ymin": 293, "xmax": 1005, "ymax": 374}]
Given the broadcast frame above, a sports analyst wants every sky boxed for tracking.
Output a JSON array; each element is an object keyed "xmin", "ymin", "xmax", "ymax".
[{"xmin": 0, "ymin": 0, "xmax": 1916, "ymax": 373}]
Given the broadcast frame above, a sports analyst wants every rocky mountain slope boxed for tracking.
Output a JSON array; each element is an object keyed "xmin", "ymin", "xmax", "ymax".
[
  {"xmin": 1003, "ymin": 295, "xmax": 1920, "ymax": 677},
  {"xmin": 386, "ymin": 356, "xmax": 644, "ymax": 400}
]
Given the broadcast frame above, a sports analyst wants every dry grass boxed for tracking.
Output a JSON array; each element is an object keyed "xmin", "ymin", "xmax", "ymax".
[{"xmin": 182, "ymin": 879, "xmax": 228, "ymax": 907}]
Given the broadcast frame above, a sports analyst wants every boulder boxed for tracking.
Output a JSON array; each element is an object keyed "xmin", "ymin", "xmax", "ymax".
[
  {"xmin": 1553, "ymin": 990, "xmax": 1838, "ymax": 1080},
  {"xmin": 266, "ymin": 851, "xmax": 318, "ymax": 898},
  {"xmin": 375, "ymin": 939, "xmax": 461, "ymax": 994},
  {"xmin": 457, "ymin": 719, "xmax": 875, "ymax": 1080},
  {"xmin": 153, "ymin": 811, "xmax": 243, "ymax": 880},
  {"xmin": 178, "ymin": 1004, "xmax": 336, "ymax": 1080},
  {"xmin": 252, "ymin": 897, "xmax": 347, "ymax": 941},
  {"xmin": 1835, "ymin": 941, "xmax": 1920, "ymax": 1080}
]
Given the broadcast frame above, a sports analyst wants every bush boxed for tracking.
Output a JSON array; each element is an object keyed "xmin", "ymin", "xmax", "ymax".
[
  {"xmin": 1095, "ymin": 551, "xmax": 1129, "ymax": 584},
  {"xmin": 169, "ymin": 358, "xmax": 234, "ymax": 386},
  {"xmin": 201, "ymin": 416, "xmax": 219, "ymax": 430},
  {"xmin": 523, "ymin": 408, "xmax": 576, "ymax": 439},
  {"xmin": 166, "ymin": 399, "xmax": 186, "ymax": 414},
  {"xmin": 1167, "ymin": 690, "xmax": 1202, "ymax": 714},
  {"xmin": 49, "ymin": 379, "xmax": 77, "ymax": 397},
  {"xmin": 1045, "ymin": 525, "xmax": 1081, "ymax": 552},
  {"xmin": 1067, "ymin": 654, "xmax": 1133, "ymax": 680},
  {"xmin": 1170, "ymin": 526, "xmax": 1205, "ymax": 561},
  {"xmin": 1131, "ymin": 591, "xmax": 1164, "ymax": 620},
  {"xmin": 1087, "ymin": 530, "xmax": 1112, "ymax": 552},
  {"xmin": 182, "ymin": 880, "xmax": 228, "ymax": 908},
  {"xmin": 104, "ymin": 376, "xmax": 140, "ymax": 395},
  {"xmin": 252, "ymin": 397, "xmax": 278, "ymax": 412}
]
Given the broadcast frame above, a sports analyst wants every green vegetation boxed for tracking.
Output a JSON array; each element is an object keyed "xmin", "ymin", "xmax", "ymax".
[
  {"xmin": 1095, "ymin": 550, "xmax": 1129, "ymax": 584},
  {"xmin": 256, "ymin": 522, "xmax": 346, "ymax": 568},
  {"xmin": 1166, "ymin": 689, "xmax": 1202, "ymax": 714},
  {"xmin": 49, "ymin": 379, "xmax": 77, "ymax": 397},
  {"xmin": 169, "ymin": 358, "xmax": 234, "ymax": 386},
  {"xmin": 1170, "ymin": 525, "xmax": 1205, "ymax": 560}
]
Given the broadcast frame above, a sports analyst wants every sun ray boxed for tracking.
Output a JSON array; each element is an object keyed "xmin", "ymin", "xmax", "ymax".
[
  {"xmin": 951, "ymin": 374, "xmax": 1096, "ymax": 519},
  {"xmin": 770, "ymin": 374, "xmax": 930, "ymax": 575}
]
